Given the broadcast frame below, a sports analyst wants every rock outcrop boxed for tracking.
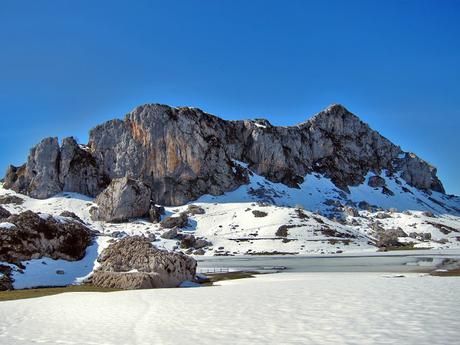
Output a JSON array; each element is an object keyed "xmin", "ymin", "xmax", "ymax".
[
  {"xmin": 3, "ymin": 103, "xmax": 446, "ymax": 204},
  {"xmin": 91, "ymin": 177, "xmax": 151, "ymax": 222},
  {"xmin": 0, "ymin": 210, "xmax": 92, "ymax": 265},
  {"xmin": 3, "ymin": 137, "xmax": 109, "ymax": 199},
  {"xmin": 91, "ymin": 236, "xmax": 196, "ymax": 289},
  {"xmin": 0, "ymin": 206, "xmax": 11, "ymax": 219}
]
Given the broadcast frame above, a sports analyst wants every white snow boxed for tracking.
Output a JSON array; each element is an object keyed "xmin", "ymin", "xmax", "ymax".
[
  {"xmin": 0, "ymin": 222, "xmax": 16, "ymax": 229},
  {"xmin": 0, "ymin": 272, "xmax": 459, "ymax": 345},
  {"xmin": 4, "ymin": 236, "xmax": 111, "ymax": 289}
]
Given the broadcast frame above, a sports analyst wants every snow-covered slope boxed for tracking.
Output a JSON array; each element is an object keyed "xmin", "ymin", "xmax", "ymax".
[
  {"xmin": 1, "ymin": 273, "xmax": 459, "ymax": 345},
  {"xmin": 1, "ymin": 159, "xmax": 460, "ymax": 288}
]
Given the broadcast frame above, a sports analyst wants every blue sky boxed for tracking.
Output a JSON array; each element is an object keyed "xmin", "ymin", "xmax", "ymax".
[{"xmin": 0, "ymin": 0, "xmax": 459, "ymax": 194}]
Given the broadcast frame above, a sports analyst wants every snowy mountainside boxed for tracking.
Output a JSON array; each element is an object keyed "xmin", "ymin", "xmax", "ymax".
[{"xmin": 1, "ymin": 160, "xmax": 460, "ymax": 288}]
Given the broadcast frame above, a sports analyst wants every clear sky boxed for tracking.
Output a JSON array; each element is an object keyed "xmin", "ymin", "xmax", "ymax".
[{"xmin": 0, "ymin": 0, "xmax": 459, "ymax": 194}]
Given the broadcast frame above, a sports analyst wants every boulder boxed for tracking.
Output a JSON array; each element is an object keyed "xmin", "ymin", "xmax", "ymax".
[
  {"xmin": 421, "ymin": 232, "xmax": 432, "ymax": 241},
  {"xmin": 194, "ymin": 238, "xmax": 212, "ymax": 249},
  {"xmin": 59, "ymin": 211, "xmax": 84, "ymax": 223},
  {"xmin": 376, "ymin": 228, "xmax": 407, "ymax": 248},
  {"xmin": 160, "ymin": 212, "xmax": 188, "ymax": 228},
  {"xmin": 0, "ymin": 265, "xmax": 14, "ymax": 291},
  {"xmin": 375, "ymin": 212, "xmax": 391, "ymax": 219},
  {"xmin": 180, "ymin": 234, "xmax": 196, "ymax": 249},
  {"xmin": 0, "ymin": 206, "xmax": 11, "ymax": 219},
  {"xmin": 0, "ymin": 210, "xmax": 92, "ymax": 264},
  {"xmin": 187, "ymin": 204, "xmax": 205, "ymax": 215},
  {"xmin": 93, "ymin": 177, "xmax": 151, "ymax": 222},
  {"xmin": 276, "ymin": 225, "xmax": 290, "ymax": 237},
  {"xmin": 160, "ymin": 227, "xmax": 178, "ymax": 239},
  {"xmin": 91, "ymin": 236, "xmax": 196, "ymax": 289},
  {"xmin": 368, "ymin": 175, "xmax": 386, "ymax": 188},
  {"xmin": 0, "ymin": 195, "xmax": 24, "ymax": 205},
  {"xmin": 252, "ymin": 210, "xmax": 268, "ymax": 218},
  {"xmin": 149, "ymin": 205, "xmax": 165, "ymax": 223}
]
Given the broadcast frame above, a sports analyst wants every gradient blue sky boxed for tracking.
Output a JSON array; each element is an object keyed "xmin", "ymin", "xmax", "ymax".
[{"xmin": 1, "ymin": 0, "xmax": 459, "ymax": 194}]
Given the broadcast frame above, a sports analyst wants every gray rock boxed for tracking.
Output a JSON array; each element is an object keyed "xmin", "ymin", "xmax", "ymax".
[
  {"xmin": 382, "ymin": 186, "xmax": 395, "ymax": 196},
  {"xmin": 276, "ymin": 225, "xmax": 290, "ymax": 237},
  {"xmin": 376, "ymin": 228, "xmax": 407, "ymax": 248},
  {"xmin": 0, "ymin": 210, "xmax": 92, "ymax": 265},
  {"xmin": 0, "ymin": 195, "xmax": 24, "ymax": 205},
  {"xmin": 91, "ymin": 236, "xmax": 196, "ymax": 289},
  {"xmin": 193, "ymin": 249, "xmax": 206, "ymax": 255},
  {"xmin": 421, "ymin": 232, "xmax": 432, "ymax": 241},
  {"xmin": 194, "ymin": 238, "xmax": 212, "ymax": 249},
  {"xmin": 358, "ymin": 201, "xmax": 372, "ymax": 211},
  {"xmin": 21, "ymin": 137, "xmax": 61, "ymax": 199},
  {"xmin": 368, "ymin": 175, "xmax": 386, "ymax": 188},
  {"xmin": 187, "ymin": 204, "xmax": 205, "ymax": 215},
  {"xmin": 252, "ymin": 210, "xmax": 268, "ymax": 217},
  {"xmin": 59, "ymin": 211, "xmax": 84, "ymax": 223},
  {"xmin": 111, "ymin": 231, "xmax": 128, "ymax": 238},
  {"xmin": 397, "ymin": 153, "xmax": 445, "ymax": 193},
  {"xmin": 0, "ymin": 206, "xmax": 11, "ymax": 219},
  {"xmin": 180, "ymin": 234, "xmax": 196, "ymax": 249},
  {"xmin": 93, "ymin": 177, "xmax": 151, "ymax": 222},
  {"xmin": 160, "ymin": 212, "xmax": 188, "ymax": 228},
  {"xmin": 0, "ymin": 265, "xmax": 13, "ymax": 291},
  {"xmin": 59, "ymin": 137, "xmax": 108, "ymax": 196},
  {"xmin": 160, "ymin": 227, "xmax": 178, "ymax": 239},
  {"xmin": 344, "ymin": 206, "xmax": 359, "ymax": 217},
  {"xmin": 422, "ymin": 211, "xmax": 435, "ymax": 218},
  {"xmin": 375, "ymin": 212, "xmax": 391, "ymax": 219},
  {"xmin": 149, "ymin": 205, "xmax": 165, "ymax": 223}
]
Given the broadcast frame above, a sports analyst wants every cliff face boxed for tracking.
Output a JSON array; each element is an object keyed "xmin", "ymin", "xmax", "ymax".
[{"xmin": 3, "ymin": 103, "xmax": 445, "ymax": 205}]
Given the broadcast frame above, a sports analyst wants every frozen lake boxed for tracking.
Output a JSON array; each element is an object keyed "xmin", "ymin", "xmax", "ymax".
[{"xmin": 196, "ymin": 248, "xmax": 460, "ymax": 273}]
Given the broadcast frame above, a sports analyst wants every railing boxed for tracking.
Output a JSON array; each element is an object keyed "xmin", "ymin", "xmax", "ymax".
[{"xmin": 197, "ymin": 267, "xmax": 230, "ymax": 274}]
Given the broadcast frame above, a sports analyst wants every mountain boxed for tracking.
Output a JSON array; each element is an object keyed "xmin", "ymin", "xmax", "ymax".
[
  {"xmin": 1, "ymin": 103, "xmax": 459, "ymax": 289},
  {"xmin": 3, "ymin": 104, "xmax": 444, "ymax": 204}
]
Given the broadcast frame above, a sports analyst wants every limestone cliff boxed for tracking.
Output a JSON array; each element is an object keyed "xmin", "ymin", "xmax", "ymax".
[{"xmin": 3, "ymin": 104, "xmax": 444, "ymax": 205}]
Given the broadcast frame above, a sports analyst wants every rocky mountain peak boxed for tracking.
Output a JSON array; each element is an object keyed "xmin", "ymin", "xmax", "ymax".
[{"xmin": 3, "ymin": 104, "xmax": 446, "ymax": 205}]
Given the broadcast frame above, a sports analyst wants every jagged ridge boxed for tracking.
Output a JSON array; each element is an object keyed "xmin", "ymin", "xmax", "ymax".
[{"xmin": 3, "ymin": 104, "xmax": 444, "ymax": 205}]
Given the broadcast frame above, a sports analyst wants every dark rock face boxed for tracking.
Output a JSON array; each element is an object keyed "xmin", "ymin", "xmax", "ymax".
[
  {"xmin": 0, "ymin": 206, "xmax": 11, "ymax": 219},
  {"xmin": 59, "ymin": 211, "xmax": 84, "ymax": 223},
  {"xmin": 92, "ymin": 177, "xmax": 151, "ymax": 222},
  {"xmin": 252, "ymin": 210, "xmax": 268, "ymax": 217},
  {"xmin": 0, "ymin": 210, "xmax": 92, "ymax": 265},
  {"xmin": 149, "ymin": 205, "xmax": 165, "ymax": 223},
  {"xmin": 91, "ymin": 236, "xmax": 196, "ymax": 289},
  {"xmin": 0, "ymin": 195, "xmax": 24, "ymax": 205},
  {"xmin": 368, "ymin": 176, "xmax": 386, "ymax": 188},
  {"xmin": 4, "ymin": 104, "xmax": 446, "ymax": 204}
]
